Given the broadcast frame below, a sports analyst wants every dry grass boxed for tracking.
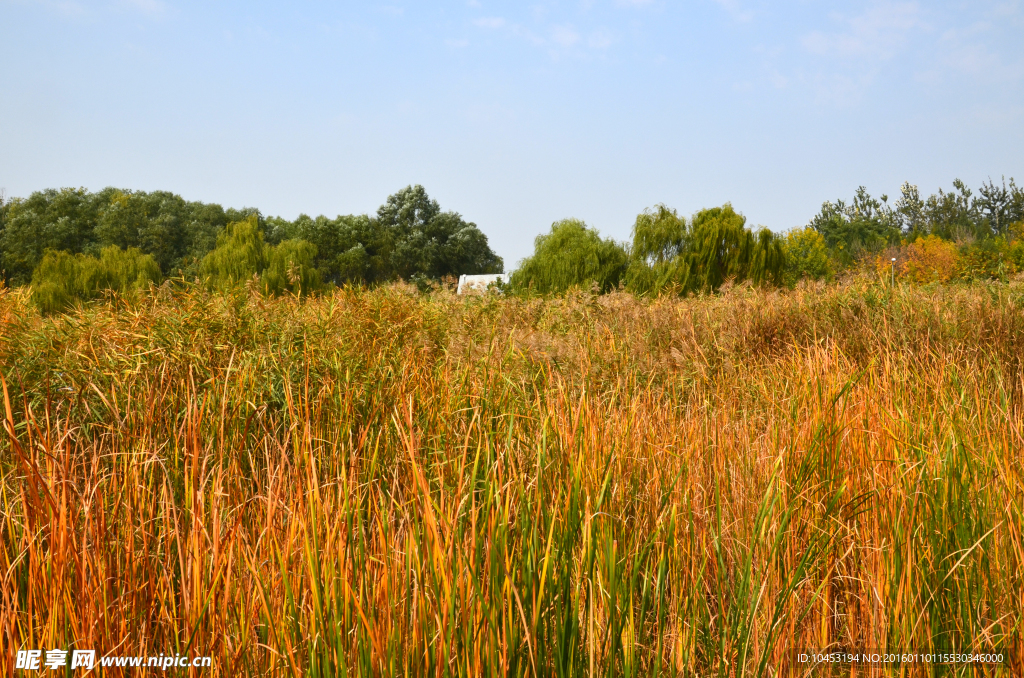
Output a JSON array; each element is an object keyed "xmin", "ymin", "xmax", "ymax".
[{"xmin": 1, "ymin": 279, "xmax": 1022, "ymax": 676}]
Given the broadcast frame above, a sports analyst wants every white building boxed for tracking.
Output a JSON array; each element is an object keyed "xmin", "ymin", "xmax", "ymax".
[{"xmin": 457, "ymin": 273, "xmax": 509, "ymax": 295}]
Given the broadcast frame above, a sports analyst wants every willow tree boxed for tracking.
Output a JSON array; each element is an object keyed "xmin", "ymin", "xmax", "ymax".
[
  {"xmin": 509, "ymin": 219, "xmax": 627, "ymax": 294},
  {"xmin": 626, "ymin": 203, "xmax": 785, "ymax": 295},
  {"xmin": 31, "ymin": 246, "xmax": 161, "ymax": 314},
  {"xmin": 262, "ymin": 238, "xmax": 322, "ymax": 296},
  {"xmin": 200, "ymin": 216, "xmax": 321, "ymax": 296},
  {"xmin": 624, "ymin": 205, "xmax": 688, "ymax": 295}
]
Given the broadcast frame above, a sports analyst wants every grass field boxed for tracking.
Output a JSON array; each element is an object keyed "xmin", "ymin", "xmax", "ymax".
[{"xmin": 2, "ymin": 279, "xmax": 1022, "ymax": 676}]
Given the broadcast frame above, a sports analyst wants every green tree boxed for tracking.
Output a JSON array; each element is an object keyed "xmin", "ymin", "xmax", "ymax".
[
  {"xmin": 809, "ymin": 187, "xmax": 901, "ymax": 265},
  {"xmin": 1, "ymin": 184, "xmax": 501, "ymax": 288},
  {"xmin": 781, "ymin": 227, "xmax": 833, "ymax": 286},
  {"xmin": 262, "ymin": 239, "xmax": 322, "ymax": 296},
  {"xmin": 748, "ymin": 225, "xmax": 787, "ymax": 286},
  {"xmin": 95, "ymin": 190, "xmax": 192, "ymax": 274},
  {"xmin": 295, "ymin": 213, "xmax": 392, "ymax": 285},
  {"xmin": 509, "ymin": 219, "xmax": 627, "ymax": 294},
  {"xmin": 624, "ymin": 203, "xmax": 785, "ymax": 295},
  {"xmin": 199, "ymin": 217, "xmax": 270, "ymax": 289},
  {"xmin": 98, "ymin": 191, "xmax": 249, "ymax": 276},
  {"xmin": 30, "ymin": 246, "xmax": 161, "ymax": 314},
  {"xmin": 377, "ymin": 185, "xmax": 503, "ymax": 282},
  {"xmin": 976, "ymin": 177, "xmax": 1024, "ymax": 237},
  {"xmin": 0, "ymin": 186, "xmax": 238, "ymax": 284},
  {"xmin": 404, "ymin": 210, "xmax": 504, "ymax": 282},
  {"xmin": 199, "ymin": 217, "xmax": 321, "ymax": 295},
  {"xmin": 922, "ymin": 179, "xmax": 980, "ymax": 240},
  {"xmin": 624, "ymin": 205, "xmax": 687, "ymax": 295},
  {"xmin": 269, "ymin": 186, "xmax": 503, "ymax": 286},
  {"xmin": 0, "ymin": 187, "xmax": 111, "ymax": 284},
  {"xmin": 176, "ymin": 202, "xmax": 232, "ymax": 276},
  {"xmin": 682, "ymin": 204, "xmax": 784, "ymax": 292},
  {"xmin": 894, "ymin": 182, "xmax": 927, "ymax": 237}
]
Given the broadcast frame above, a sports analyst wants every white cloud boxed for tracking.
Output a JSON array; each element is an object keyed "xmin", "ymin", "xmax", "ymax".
[
  {"xmin": 122, "ymin": 0, "xmax": 165, "ymax": 15},
  {"xmin": 810, "ymin": 71, "xmax": 877, "ymax": 107},
  {"xmin": 988, "ymin": 1, "xmax": 1021, "ymax": 19},
  {"xmin": 801, "ymin": 2, "xmax": 921, "ymax": 60},
  {"xmin": 944, "ymin": 43, "xmax": 1002, "ymax": 76},
  {"xmin": 15, "ymin": 0, "xmax": 87, "ymax": 18},
  {"xmin": 473, "ymin": 16, "xmax": 506, "ymax": 28},
  {"xmin": 714, "ymin": 0, "xmax": 753, "ymax": 23},
  {"xmin": 510, "ymin": 23, "xmax": 546, "ymax": 46},
  {"xmin": 550, "ymin": 24, "xmax": 580, "ymax": 47},
  {"xmin": 588, "ymin": 28, "xmax": 613, "ymax": 49},
  {"xmin": 934, "ymin": 16, "xmax": 1024, "ymax": 82},
  {"xmin": 466, "ymin": 8, "xmax": 619, "ymax": 57},
  {"xmin": 792, "ymin": 2, "xmax": 923, "ymax": 105}
]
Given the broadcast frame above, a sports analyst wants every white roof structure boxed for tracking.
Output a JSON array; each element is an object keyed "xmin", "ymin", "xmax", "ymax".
[{"xmin": 457, "ymin": 274, "xmax": 509, "ymax": 295}]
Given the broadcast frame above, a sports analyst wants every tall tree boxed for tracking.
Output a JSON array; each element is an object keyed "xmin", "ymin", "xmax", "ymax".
[
  {"xmin": 199, "ymin": 217, "xmax": 271, "ymax": 289},
  {"xmin": 683, "ymin": 204, "xmax": 784, "ymax": 292},
  {"xmin": 625, "ymin": 204, "xmax": 785, "ymax": 295},
  {"xmin": 95, "ymin": 190, "xmax": 192, "ymax": 274},
  {"xmin": 199, "ymin": 217, "xmax": 321, "ymax": 296},
  {"xmin": 780, "ymin": 227, "xmax": 833, "ymax": 286},
  {"xmin": 809, "ymin": 187, "xmax": 901, "ymax": 264},
  {"xmin": 624, "ymin": 205, "xmax": 688, "ymax": 295},
  {"xmin": 261, "ymin": 239, "xmax": 322, "ymax": 296},
  {"xmin": 0, "ymin": 187, "xmax": 112, "ymax": 284},
  {"xmin": 31, "ymin": 246, "xmax": 161, "ymax": 314},
  {"xmin": 976, "ymin": 177, "xmax": 1023, "ymax": 236},
  {"xmin": 377, "ymin": 185, "xmax": 503, "ymax": 282},
  {"xmin": 0, "ymin": 186, "xmax": 240, "ymax": 284},
  {"xmin": 923, "ymin": 179, "xmax": 979, "ymax": 240},
  {"xmin": 272, "ymin": 186, "xmax": 503, "ymax": 286},
  {"xmin": 895, "ymin": 182, "xmax": 927, "ymax": 237},
  {"xmin": 510, "ymin": 218, "xmax": 627, "ymax": 294}
]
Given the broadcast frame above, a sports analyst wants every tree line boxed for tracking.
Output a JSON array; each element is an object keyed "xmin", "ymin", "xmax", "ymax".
[
  {"xmin": 1, "ymin": 177, "xmax": 1022, "ymax": 312},
  {"xmin": 508, "ymin": 177, "xmax": 1024, "ymax": 295},
  {"xmin": 0, "ymin": 185, "xmax": 503, "ymax": 312},
  {"xmin": 509, "ymin": 204, "xmax": 785, "ymax": 295}
]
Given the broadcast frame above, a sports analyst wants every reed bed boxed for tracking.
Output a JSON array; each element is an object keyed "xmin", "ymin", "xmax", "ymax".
[{"xmin": 1, "ymin": 280, "xmax": 1022, "ymax": 676}]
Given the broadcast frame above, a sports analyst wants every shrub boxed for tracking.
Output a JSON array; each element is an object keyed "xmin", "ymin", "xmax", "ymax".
[
  {"xmin": 955, "ymin": 238, "xmax": 1017, "ymax": 281},
  {"xmin": 781, "ymin": 227, "xmax": 833, "ymax": 287},
  {"xmin": 1007, "ymin": 222, "xmax": 1024, "ymax": 270},
  {"xmin": 30, "ymin": 246, "xmax": 161, "ymax": 314},
  {"xmin": 901, "ymin": 235, "xmax": 960, "ymax": 283},
  {"xmin": 509, "ymin": 219, "xmax": 628, "ymax": 294}
]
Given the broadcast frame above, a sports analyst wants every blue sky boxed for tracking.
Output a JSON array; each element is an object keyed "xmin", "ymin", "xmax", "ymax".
[{"xmin": 2, "ymin": 0, "xmax": 1022, "ymax": 266}]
